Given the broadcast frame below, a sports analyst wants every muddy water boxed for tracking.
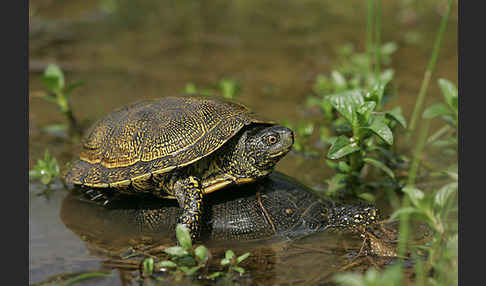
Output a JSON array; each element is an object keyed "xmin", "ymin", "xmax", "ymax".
[{"xmin": 29, "ymin": 0, "xmax": 457, "ymax": 285}]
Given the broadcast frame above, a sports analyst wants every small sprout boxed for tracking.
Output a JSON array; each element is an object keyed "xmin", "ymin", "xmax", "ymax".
[
  {"xmin": 29, "ymin": 150, "xmax": 60, "ymax": 186},
  {"xmin": 32, "ymin": 64, "xmax": 83, "ymax": 138}
]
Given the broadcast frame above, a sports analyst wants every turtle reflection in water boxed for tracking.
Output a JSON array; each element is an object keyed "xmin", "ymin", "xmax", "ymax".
[
  {"xmin": 61, "ymin": 172, "xmax": 380, "ymax": 242},
  {"xmin": 64, "ymin": 95, "xmax": 294, "ymax": 239}
]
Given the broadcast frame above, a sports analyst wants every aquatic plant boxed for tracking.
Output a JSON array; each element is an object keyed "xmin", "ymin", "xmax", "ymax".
[
  {"xmin": 153, "ymin": 224, "xmax": 210, "ymax": 278},
  {"xmin": 322, "ymin": 80, "xmax": 407, "ymax": 198},
  {"xmin": 29, "ymin": 150, "xmax": 60, "ymax": 187},
  {"xmin": 334, "ymin": 264, "xmax": 403, "ymax": 286},
  {"xmin": 141, "ymin": 224, "xmax": 250, "ymax": 282},
  {"xmin": 423, "ymin": 78, "xmax": 458, "ymax": 154},
  {"xmin": 31, "ymin": 64, "xmax": 84, "ymax": 138},
  {"xmin": 207, "ymin": 250, "xmax": 251, "ymax": 279}
]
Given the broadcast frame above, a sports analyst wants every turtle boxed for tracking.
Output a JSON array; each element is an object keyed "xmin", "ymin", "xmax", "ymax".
[
  {"xmin": 64, "ymin": 95, "xmax": 294, "ymax": 239},
  {"xmin": 61, "ymin": 172, "xmax": 381, "ymax": 242}
]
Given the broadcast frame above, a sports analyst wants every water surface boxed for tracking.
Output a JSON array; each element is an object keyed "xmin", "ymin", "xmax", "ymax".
[{"xmin": 29, "ymin": 0, "xmax": 457, "ymax": 284}]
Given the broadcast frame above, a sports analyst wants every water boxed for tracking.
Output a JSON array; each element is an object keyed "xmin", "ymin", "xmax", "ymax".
[{"xmin": 29, "ymin": 0, "xmax": 457, "ymax": 284}]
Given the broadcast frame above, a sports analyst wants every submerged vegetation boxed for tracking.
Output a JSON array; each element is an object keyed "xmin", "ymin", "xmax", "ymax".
[{"xmin": 29, "ymin": 0, "xmax": 457, "ymax": 285}]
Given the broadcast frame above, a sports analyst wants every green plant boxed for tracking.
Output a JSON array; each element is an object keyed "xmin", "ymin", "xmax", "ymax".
[
  {"xmin": 31, "ymin": 64, "xmax": 84, "ymax": 137},
  {"xmin": 155, "ymin": 224, "xmax": 210, "ymax": 278},
  {"xmin": 207, "ymin": 250, "xmax": 250, "ymax": 279},
  {"xmin": 29, "ymin": 150, "xmax": 60, "ymax": 187},
  {"xmin": 390, "ymin": 175, "xmax": 458, "ymax": 286},
  {"xmin": 323, "ymin": 82, "xmax": 407, "ymax": 197},
  {"xmin": 423, "ymin": 78, "xmax": 458, "ymax": 153},
  {"xmin": 334, "ymin": 264, "xmax": 403, "ymax": 286},
  {"xmin": 140, "ymin": 224, "xmax": 250, "ymax": 283}
]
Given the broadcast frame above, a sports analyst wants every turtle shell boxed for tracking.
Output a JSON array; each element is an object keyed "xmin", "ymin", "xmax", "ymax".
[{"xmin": 64, "ymin": 95, "xmax": 273, "ymax": 190}]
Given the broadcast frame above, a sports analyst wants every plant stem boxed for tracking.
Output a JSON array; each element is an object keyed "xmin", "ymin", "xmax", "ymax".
[
  {"xmin": 397, "ymin": 118, "xmax": 431, "ymax": 262},
  {"xmin": 408, "ymin": 119, "xmax": 431, "ymax": 186},
  {"xmin": 366, "ymin": 0, "xmax": 374, "ymax": 82},
  {"xmin": 406, "ymin": 0, "xmax": 455, "ymax": 143}
]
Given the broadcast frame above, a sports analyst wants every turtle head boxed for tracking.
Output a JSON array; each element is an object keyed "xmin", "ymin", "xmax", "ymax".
[{"xmin": 226, "ymin": 125, "xmax": 294, "ymax": 179}]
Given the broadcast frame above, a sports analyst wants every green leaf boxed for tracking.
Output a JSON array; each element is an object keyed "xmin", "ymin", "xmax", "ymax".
[
  {"xmin": 221, "ymin": 258, "xmax": 230, "ymax": 266},
  {"xmin": 438, "ymin": 78, "xmax": 458, "ymax": 108},
  {"xmin": 65, "ymin": 80, "xmax": 85, "ymax": 95},
  {"xmin": 42, "ymin": 124, "xmax": 68, "ymax": 135},
  {"xmin": 357, "ymin": 192, "xmax": 375, "ymax": 202},
  {"xmin": 357, "ymin": 101, "xmax": 376, "ymax": 116},
  {"xmin": 194, "ymin": 245, "xmax": 209, "ymax": 264},
  {"xmin": 157, "ymin": 260, "xmax": 177, "ymax": 268},
  {"xmin": 443, "ymin": 171, "xmax": 458, "ymax": 181},
  {"xmin": 367, "ymin": 115, "xmax": 393, "ymax": 145},
  {"xmin": 164, "ymin": 246, "xmax": 189, "ymax": 257},
  {"xmin": 183, "ymin": 266, "xmax": 202, "ymax": 276},
  {"xmin": 386, "ymin": 107, "xmax": 407, "ymax": 128},
  {"xmin": 143, "ymin": 258, "xmax": 154, "ymax": 276},
  {"xmin": 337, "ymin": 161, "xmax": 351, "ymax": 173},
  {"xmin": 326, "ymin": 173, "xmax": 348, "ymax": 195},
  {"xmin": 379, "ymin": 69, "xmax": 395, "ymax": 84},
  {"xmin": 363, "ymin": 158, "xmax": 395, "ymax": 179},
  {"xmin": 236, "ymin": 252, "xmax": 250, "ymax": 264},
  {"xmin": 423, "ymin": 103, "xmax": 452, "ymax": 119},
  {"xmin": 42, "ymin": 64, "xmax": 65, "ymax": 92},
  {"xmin": 225, "ymin": 250, "xmax": 235, "ymax": 260},
  {"xmin": 401, "ymin": 186, "xmax": 425, "ymax": 207},
  {"xmin": 331, "ymin": 70, "xmax": 347, "ymax": 92},
  {"xmin": 333, "ymin": 272, "xmax": 364, "ymax": 286},
  {"xmin": 327, "ymin": 135, "xmax": 360, "ymax": 159},
  {"xmin": 176, "ymin": 224, "xmax": 192, "ymax": 251},
  {"xmin": 381, "ymin": 42, "xmax": 398, "ymax": 56},
  {"xmin": 40, "ymin": 175, "xmax": 52, "ymax": 185},
  {"xmin": 29, "ymin": 169, "xmax": 41, "ymax": 179},
  {"xmin": 232, "ymin": 266, "xmax": 245, "ymax": 274},
  {"xmin": 327, "ymin": 90, "xmax": 365, "ymax": 126},
  {"xmin": 207, "ymin": 272, "xmax": 223, "ymax": 279},
  {"xmin": 434, "ymin": 182, "xmax": 458, "ymax": 207},
  {"xmin": 390, "ymin": 207, "xmax": 419, "ymax": 220},
  {"xmin": 357, "ymin": 101, "xmax": 376, "ymax": 124}
]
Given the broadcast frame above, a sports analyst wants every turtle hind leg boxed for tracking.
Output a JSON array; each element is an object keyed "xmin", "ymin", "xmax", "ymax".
[{"xmin": 174, "ymin": 176, "xmax": 204, "ymax": 240}]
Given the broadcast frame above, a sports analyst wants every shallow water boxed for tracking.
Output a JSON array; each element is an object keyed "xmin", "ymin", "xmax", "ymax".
[{"xmin": 29, "ymin": 0, "xmax": 457, "ymax": 285}]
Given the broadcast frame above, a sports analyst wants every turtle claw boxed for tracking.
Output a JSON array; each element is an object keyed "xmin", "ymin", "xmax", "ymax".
[{"xmin": 91, "ymin": 193, "xmax": 104, "ymax": 201}]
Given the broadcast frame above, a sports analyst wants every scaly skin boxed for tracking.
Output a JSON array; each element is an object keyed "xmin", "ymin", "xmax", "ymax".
[{"xmin": 62, "ymin": 172, "xmax": 380, "ymax": 242}]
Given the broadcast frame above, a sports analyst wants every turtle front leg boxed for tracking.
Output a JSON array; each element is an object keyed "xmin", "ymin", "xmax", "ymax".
[{"xmin": 174, "ymin": 176, "xmax": 204, "ymax": 240}]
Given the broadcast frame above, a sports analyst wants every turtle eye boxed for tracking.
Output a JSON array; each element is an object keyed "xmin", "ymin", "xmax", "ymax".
[{"xmin": 267, "ymin": 135, "xmax": 278, "ymax": 144}]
